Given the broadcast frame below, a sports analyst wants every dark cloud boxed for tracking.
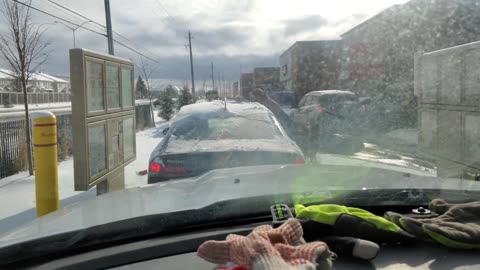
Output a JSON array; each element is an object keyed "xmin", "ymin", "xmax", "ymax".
[
  {"xmin": 192, "ymin": 25, "xmax": 254, "ymax": 51},
  {"xmin": 143, "ymin": 53, "xmax": 279, "ymax": 81},
  {"xmin": 284, "ymin": 15, "xmax": 328, "ymax": 37},
  {"xmin": 3, "ymin": 1, "xmax": 372, "ymax": 82}
]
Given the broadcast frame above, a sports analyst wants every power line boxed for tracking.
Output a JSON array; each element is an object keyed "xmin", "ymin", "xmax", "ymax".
[
  {"xmin": 153, "ymin": 0, "xmax": 179, "ymax": 27},
  {"xmin": 44, "ymin": 0, "xmax": 163, "ymax": 61},
  {"xmin": 154, "ymin": 0, "xmax": 171, "ymax": 17},
  {"xmin": 46, "ymin": 0, "xmax": 105, "ymax": 29},
  {"xmin": 13, "ymin": 0, "xmax": 105, "ymax": 36},
  {"xmin": 12, "ymin": 0, "xmax": 160, "ymax": 64},
  {"xmin": 43, "ymin": 0, "xmax": 84, "ymax": 23}
]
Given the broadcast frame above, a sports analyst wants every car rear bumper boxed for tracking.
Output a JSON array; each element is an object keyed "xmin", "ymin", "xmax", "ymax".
[
  {"xmin": 147, "ymin": 176, "xmax": 173, "ymax": 184},
  {"xmin": 147, "ymin": 174, "xmax": 191, "ymax": 184}
]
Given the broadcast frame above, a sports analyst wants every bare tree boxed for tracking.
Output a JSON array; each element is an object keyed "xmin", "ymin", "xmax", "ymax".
[
  {"xmin": 0, "ymin": 0, "xmax": 50, "ymax": 175},
  {"xmin": 137, "ymin": 57, "xmax": 158, "ymax": 128}
]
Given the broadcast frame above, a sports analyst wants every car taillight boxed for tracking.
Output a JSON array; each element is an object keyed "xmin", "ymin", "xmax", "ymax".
[
  {"xmin": 149, "ymin": 162, "xmax": 161, "ymax": 173},
  {"xmin": 360, "ymin": 105, "xmax": 366, "ymax": 112},
  {"xmin": 295, "ymin": 159, "xmax": 305, "ymax": 165},
  {"xmin": 317, "ymin": 108, "xmax": 325, "ymax": 113}
]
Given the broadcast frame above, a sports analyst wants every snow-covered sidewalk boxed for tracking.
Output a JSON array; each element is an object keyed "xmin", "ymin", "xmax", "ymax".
[{"xmin": 0, "ymin": 112, "xmax": 168, "ymax": 233}]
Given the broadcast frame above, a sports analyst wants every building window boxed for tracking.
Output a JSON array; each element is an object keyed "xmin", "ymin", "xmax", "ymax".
[{"xmin": 282, "ymin": 65, "xmax": 288, "ymax": 76}]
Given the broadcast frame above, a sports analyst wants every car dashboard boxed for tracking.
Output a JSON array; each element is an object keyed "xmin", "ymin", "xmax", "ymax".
[{"xmin": 22, "ymin": 220, "xmax": 479, "ymax": 270}]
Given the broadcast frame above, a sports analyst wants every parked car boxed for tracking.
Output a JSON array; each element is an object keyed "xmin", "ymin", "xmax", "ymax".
[
  {"xmin": 269, "ymin": 91, "xmax": 297, "ymax": 115},
  {"xmin": 290, "ymin": 90, "xmax": 366, "ymax": 154},
  {"xmin": 269, "ymin": 91, "xmax": 296, "ymax": 108},
  {"xmin": 148, "ymin": 100, "xmax": 305, "ymax": 183}
]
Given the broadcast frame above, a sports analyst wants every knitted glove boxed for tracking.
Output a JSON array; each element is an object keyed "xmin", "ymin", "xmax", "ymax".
[
  {"xmin": 385, "ymin": 199, "xmax": 480, "ymax": 249},
  {"xmin": 197, "ymin": 218, "xmax": 332, "ymax": 270}
]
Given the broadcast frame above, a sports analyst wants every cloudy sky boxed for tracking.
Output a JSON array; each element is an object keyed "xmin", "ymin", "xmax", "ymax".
[{"xmin": 2, "ymin": 0, "xmax": 409, "ymax": 82}]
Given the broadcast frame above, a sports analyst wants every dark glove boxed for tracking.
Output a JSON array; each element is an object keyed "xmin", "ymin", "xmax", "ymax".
[
  {"xmin": 385, "ymin": 199, "xmax": 480, "ymax": 249},
  {"xmin": 295, "ymin": 204, "xmax": 413, "ymax": 244}
]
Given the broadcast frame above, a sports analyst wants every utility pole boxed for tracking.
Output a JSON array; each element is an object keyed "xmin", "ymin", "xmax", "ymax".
[
  {"xmin": 222, "ymin": 73, "xmax": 226, "ymax": 99},
  {"xmin": 104, "ymin": 0, "xmax": 114, "ymax": 55},
  {"xmin": 187, "ymin": 31, "xmax": 195, "ymax": 98},
  {"xmin": 100, "ymin": 0, "xmax": 123, "ymax": 195},
  {"xmin": 211, "ymin": 62, "xmax": 215, "ymax": 90},
  {"xmin": 239, "ymin": 64, "xmax": 242, "ymax": 96}
]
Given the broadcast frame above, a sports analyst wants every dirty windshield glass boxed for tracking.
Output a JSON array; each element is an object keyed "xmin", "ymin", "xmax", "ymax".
[{"xmin": 1, "ymin": 0, "xmax": 480, "ymax": 256}]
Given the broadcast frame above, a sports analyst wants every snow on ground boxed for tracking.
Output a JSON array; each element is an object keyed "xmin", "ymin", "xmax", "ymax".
[
  {"xmin": 0, "ymin": 100, "xmax": 154, "ymax": 122},
  {"xmin": 0, "ymin": 111, "xmax": 167, "ymax": 233},
  {"xmin": 352, "ymin": 143, "xmax": 436, "ymax": 174},
  {"xmin": 0, "ymin": 100, "xmax": 154, "ymax": 113},
  {"xmin": 0, "ymin": 102, "xmax": 71, "ymax": 112}
]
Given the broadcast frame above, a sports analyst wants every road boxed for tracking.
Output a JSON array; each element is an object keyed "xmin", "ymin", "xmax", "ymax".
[{"xmin": 317, "ymin": 143, "xmax": 436, "ymax": 176}]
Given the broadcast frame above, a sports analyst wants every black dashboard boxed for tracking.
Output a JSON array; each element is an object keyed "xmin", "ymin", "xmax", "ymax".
[
  {"xmin": 111, "ymin": 247, "xmax": 479, "ymax": 270},
  {"xmin": 19, "ymin": 221, "xmax": 480, "ymax": 270}
]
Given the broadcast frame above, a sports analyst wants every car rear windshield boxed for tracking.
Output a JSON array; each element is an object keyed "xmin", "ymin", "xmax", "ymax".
[
  {"xmin": 316, "ymin": 94, "xmax": 358, "ymax": 107},
  {"xmin": 169, "ymin": 113, "xmax": 281, "ymax": 141}
]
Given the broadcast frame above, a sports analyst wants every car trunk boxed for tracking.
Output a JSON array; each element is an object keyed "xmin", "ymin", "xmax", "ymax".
[{"xmin": 156, "ymin": 151, "xmax": 303, "ymax": 180}]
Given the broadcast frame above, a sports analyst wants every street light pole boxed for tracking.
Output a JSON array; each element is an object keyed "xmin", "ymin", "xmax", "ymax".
[
  {"xmin": 54, "ymin": 20, "xmax": 93, "ymax": 48},
  {"xmin": 104, "ymin": 0, "xmax": 114, "ymax": 55},
  {"xmin": 72, "ymin": 30, "xmax": 76, "ymax": 48}
]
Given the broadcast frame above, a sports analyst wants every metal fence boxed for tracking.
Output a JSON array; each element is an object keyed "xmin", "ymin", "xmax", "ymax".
[
  {"xmin": 0, "ymin": 121, "xmax": 25, "ymax": 178},
  {"xmin": 0, "ymin": 92, "xmax": 71, "ymax": 105},
  {"xmin": 0, "ymin": 104, "xmax": 154, "ymax": 179}
]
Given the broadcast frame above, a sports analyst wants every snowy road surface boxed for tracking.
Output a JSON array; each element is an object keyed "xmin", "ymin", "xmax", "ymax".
[{"xmin": 0, "ymin": 123, "xmax": 435, "ymax": 234}]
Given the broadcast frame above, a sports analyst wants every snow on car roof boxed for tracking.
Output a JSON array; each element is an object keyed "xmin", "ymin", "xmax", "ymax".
[
  {"xmin": 308, "ymin": 90, "xmax": 355, "ymax": 96},
  {"xmin": 165, "ymin": 138, "xmax": 300, "ymax": 155},
  {"xmin": 177, "ymin": 100, "xmax": 271, "ymax": 117}
]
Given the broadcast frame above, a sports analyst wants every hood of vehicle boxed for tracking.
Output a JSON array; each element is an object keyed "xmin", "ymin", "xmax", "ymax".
[
  {"xmin": 164, "ymin": 138, "xmax": 301, "ymax": 155},
  {"xmin": 1, "ymin": 163, "xmax": 478, "ymax": 248}
]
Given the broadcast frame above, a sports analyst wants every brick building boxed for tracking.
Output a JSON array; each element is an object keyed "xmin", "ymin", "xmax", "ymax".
[
  {"xmin": 240, "ymin": 73, "xmax": 254, "ymax": 98},
  {"xmin": 253, "ymin": 67, "xmax": 281, "ymax": 93},
  {"xmin": 279, "ymin": 40, "xmax": 342, "ymax": 99}
]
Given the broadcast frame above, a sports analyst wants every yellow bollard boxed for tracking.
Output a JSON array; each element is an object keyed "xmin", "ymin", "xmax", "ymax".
[{"xmin": 32, "ymin": 111, "xmax": 59, "ymax": 217}]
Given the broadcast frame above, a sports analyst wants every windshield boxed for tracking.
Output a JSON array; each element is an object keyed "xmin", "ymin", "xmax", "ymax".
[{"xmin": 1, "ymin": 0, "xmax": 480, "ymax": 257}]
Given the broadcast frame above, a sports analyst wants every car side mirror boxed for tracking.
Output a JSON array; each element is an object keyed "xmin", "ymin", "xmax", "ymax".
[{"xmin": 162, "ymin": 127, "xmax": 169, "ymax": 135}]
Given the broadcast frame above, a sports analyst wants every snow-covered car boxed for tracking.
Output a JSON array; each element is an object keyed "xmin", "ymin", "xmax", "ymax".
[
  {"xmin": 290, "ymin": 90, "xmax": 366, "ymax": 153},
  {"xmin": 148, "ymin": 101, "xmax": 305, "ymax": 183}
]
